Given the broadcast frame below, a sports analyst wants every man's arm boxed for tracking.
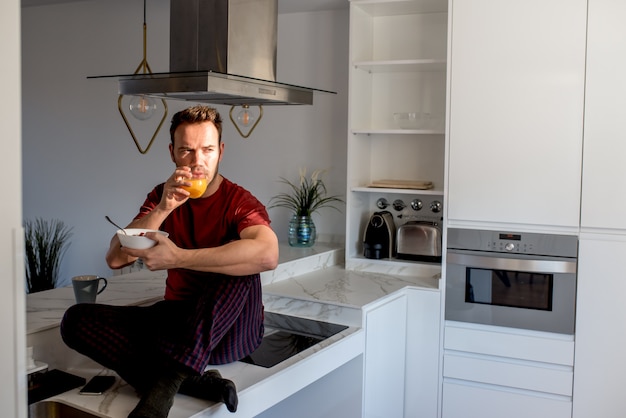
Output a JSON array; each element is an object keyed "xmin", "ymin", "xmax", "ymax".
[
  {"xmin": 119, "ymin": 224, "xmax": 279, "ymax": 276},
  {"xmin": 106, "ymin": 168, "xmax": 197, "ymax": 270},
  {"xmin": 105, "ymin": 206, "xmax": 174, "ymax": 270}
]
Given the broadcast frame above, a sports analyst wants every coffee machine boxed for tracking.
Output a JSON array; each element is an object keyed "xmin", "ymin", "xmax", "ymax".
[{"xmin": 363, "ymin": 211, "xmax": 396, "ymax": 259}]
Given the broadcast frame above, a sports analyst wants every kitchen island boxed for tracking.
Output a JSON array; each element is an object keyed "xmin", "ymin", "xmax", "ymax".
[{"xmin": 26, "ymin": 243, "xmax": 440, "ymax": 417}]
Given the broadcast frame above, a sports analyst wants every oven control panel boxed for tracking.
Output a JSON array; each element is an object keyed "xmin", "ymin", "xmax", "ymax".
[
  {"xmin": 447, "ymin": 228, "xmax": 578, "ymax": 258},
  {"xmin": 486, "ymin": 234, "xmax": 535, "ymax": 253}
]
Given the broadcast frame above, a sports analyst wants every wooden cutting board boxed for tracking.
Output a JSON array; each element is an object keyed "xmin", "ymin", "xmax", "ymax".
[{"xmin": 368, "ymin": 179, "xmax": 434, "ymax": 190}]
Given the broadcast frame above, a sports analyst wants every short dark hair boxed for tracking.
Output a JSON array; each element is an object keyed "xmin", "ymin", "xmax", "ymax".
[{"xmin": 169, "ymin": 105, "xmax": 223, "ymax": 145}]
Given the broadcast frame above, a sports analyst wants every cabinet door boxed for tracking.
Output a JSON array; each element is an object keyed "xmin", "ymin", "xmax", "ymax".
[
  {"xmin": 447, "ymin": 0, "xmax": 586, "ymax": 228},
  {"xmin": 573, "ymin": 238, "xmax": 626, "ymax": 418},
  {"xmin": 363, "ymin": 293, "xmax": 407, "ymax": 418},
  {"xmin": 405, "ymin": 288, "xmax": 441, "ymax": 418},
  {"xmin": 581, "ymin": 0, "xmax": 626, "ymax": 229},
  {"xmin": 443, "ymin": 381, "xmax": 572, "ymax": 418}
]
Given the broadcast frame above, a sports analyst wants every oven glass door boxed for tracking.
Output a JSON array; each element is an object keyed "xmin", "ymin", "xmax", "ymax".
[{"xmin": 466, "ymin": 267, "xmax": 553, "ymax": 311}]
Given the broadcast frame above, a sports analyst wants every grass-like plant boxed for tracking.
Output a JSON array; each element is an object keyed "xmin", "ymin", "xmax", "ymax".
[
  {"xmin": 269, "ymin": 169, "xmax": 344, "ymax": 217},
  {"xmin": 24, "ymin": 218, "xmax": 73, "ymax": 293}
]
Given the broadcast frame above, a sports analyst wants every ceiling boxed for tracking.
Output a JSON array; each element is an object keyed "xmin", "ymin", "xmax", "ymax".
[{"xmin": 21, "ymin": 0, "xmax": 349, "ymax": 14}]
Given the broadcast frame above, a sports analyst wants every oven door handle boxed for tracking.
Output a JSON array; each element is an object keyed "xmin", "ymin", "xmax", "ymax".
[{"xmin": 446, "ymin": 251, "xmax": 577, "ymax": 274}]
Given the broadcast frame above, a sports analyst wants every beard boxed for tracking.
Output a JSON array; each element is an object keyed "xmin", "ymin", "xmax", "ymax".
[{"xmin": 205, "ymin": 162, "xmax": 220, "ymax": 187}]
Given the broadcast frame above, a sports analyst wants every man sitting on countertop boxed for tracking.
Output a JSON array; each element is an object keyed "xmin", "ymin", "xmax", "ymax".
[{"xmin": 60, "ymin": 105, "xmax": 279, "ymax": 418}]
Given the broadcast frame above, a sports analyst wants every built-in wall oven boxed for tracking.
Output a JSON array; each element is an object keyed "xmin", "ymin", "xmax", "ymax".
[{"xmin": 445, "ymin": 228, "xmax": 578, "ymax": 335}]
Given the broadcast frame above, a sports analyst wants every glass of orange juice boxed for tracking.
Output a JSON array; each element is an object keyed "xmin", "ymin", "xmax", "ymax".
[{"xmin": 181, "ymin": 168, "xmax": 208, "ymax": 199}]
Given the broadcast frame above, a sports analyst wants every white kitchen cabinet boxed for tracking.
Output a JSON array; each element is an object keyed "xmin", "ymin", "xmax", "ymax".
[
  {"xmin": 442, "ymin": 322, "xmax": 574, "ymax": 418},
  {"xmin": 363, "ymin": 288, "xmax": 441, "ymax": 418},
  {"xmin": 346, "ymin": 0, "xmax": 448, "ymax": 273},
  {"xmin": 442, "ymin": 381, "xmax": 572, "ymax": 418},
  {"xmin": 257, "ymin": 357, "xmax": 363, "ymax": 418},
  {"xmin": 573, "ymin": 237, "xmax": 626, "ymax": 418},
  {"xmin": 573, "ymin": 1, "xmax": 626, "ymax": 416},
  {"xmin": 404, "ymin": 288, "xmax": 441, "ymax": 418},
  {"xmin": 363, "ymin": 293, "xmax": 407, "ymax": 418},
  {"xmin": 446, "ymin": 0, "xmax": 586, "ymax": 230},
  {"xmin": 580, "ymin": 0, "xmax": 626, "ymax": 230}
]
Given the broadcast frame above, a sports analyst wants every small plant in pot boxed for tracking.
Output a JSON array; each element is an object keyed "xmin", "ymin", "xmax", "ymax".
[
  {"xmin": 24, "ymin": 218, "xmax": 73, "ymax": 293},
  {"xmin": 269, "ymin": 169, "xmax": 344, "ymax": 247}
]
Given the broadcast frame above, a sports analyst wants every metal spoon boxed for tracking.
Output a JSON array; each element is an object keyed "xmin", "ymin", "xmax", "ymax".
[{"xmin": 105, "ymin": 216, "xmax": 127, "ymax": 235}]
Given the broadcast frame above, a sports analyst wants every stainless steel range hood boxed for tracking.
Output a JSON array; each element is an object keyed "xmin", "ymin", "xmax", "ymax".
[
  {"xmin": 110, "ymin": 0, "xmax": 335, "ymax": 106},
  {"xmin": 117, "ymin": 71, "xmax": 329, "ymax": 106}
]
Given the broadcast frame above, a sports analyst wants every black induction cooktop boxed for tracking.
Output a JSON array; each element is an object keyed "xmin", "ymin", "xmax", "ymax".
[{"xmin": 239, "ymin": 312, "xmax": 348, "ymax": 368}]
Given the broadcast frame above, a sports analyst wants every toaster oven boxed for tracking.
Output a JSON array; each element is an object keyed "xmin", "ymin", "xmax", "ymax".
[{"xmin": 396, "ymin": 221, "xmax": 442, "ymax": 262}]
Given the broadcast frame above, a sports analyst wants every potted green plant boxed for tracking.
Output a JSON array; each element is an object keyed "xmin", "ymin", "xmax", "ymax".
[
  {"xmin": 24, "ymin": 218, "xmax": 73, "ymax": 293},
  {"xmin": 269, "ymin": 169, "xmax": 344, "ymax": 247}
]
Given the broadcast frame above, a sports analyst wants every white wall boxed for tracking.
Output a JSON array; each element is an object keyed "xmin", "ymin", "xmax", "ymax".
[
  {"xmin": 2, "ymin": 0, "xmax": 26, "ymax": 416},
  {"xmin": 21, "ymin": 0, "xmax": 348, "ymax": 285}
]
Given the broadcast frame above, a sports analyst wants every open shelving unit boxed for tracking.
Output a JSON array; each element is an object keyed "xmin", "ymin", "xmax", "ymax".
[{"xmin": 345, "ymin": 0, "xmax": 448, "ymax": 276}]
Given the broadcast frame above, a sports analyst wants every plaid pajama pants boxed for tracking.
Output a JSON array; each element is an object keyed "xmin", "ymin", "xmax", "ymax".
[{"xmin": 60, "ymin": 273, "xmax": 264, "ymax": 387}]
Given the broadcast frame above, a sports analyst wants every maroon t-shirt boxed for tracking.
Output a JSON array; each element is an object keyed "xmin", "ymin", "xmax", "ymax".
[{"xmin": 135, "ymin": 177, "xmax": 271, "ymax": 300}]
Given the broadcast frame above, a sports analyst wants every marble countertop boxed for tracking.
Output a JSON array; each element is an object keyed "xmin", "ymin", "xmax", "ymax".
[
  {"xmin": 26, "ymin": 269, "xmax": 168, "ymax": 335},
  {"xmin": 27, "ymin": 243, "xmax": 344, "ymax": 335},
  {"xmin": 262, "ymin": 265, "xmax": 440, "ymax": 329},
  {"xmin": 27, "ymin": 242, "xmax": 441, "ymax": 417},
  {"xmin": 264, "ymin": 265, "xmax": 440, "ymax": 309}
]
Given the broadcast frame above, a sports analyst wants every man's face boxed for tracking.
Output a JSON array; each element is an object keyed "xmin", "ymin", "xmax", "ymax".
[{"xmin": 169, "ymin": 121, "xmax": 224, "ymax": 184}]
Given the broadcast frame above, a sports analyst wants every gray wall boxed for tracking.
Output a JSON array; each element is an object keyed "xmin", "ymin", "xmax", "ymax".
[{"xmin": 21, "ymin": 0, "xmax": 348, "ymax": 286}]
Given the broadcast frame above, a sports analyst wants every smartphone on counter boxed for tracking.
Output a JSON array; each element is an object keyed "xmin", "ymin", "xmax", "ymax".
[{"xmin": 79, "ymin": 375, "xmax": 116, "ymax": 395}]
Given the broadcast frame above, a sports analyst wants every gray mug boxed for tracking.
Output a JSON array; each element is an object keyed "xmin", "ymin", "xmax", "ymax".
[{"xmin": 72, "ymin": 275, "xmax": 108, "ymax": 304}]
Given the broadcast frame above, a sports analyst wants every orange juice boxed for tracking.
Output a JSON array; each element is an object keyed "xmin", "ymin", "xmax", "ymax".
[{"xmin": 182, "ymin": 178, "xmax": 208, "ymax": 198}]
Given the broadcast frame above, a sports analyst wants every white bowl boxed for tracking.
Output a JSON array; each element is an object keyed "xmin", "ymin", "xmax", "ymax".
[{"xmin": 117, "ymin": 228, "xmax": 169, "ymax": 249}]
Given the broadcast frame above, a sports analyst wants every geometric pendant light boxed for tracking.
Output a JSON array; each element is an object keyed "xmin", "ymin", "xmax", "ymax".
[
  {"xmin": 117, "ymin": 0, "xmax": 167, "ymax": 154},
  {"xmin": 229, "ymin": 104, "xmax": 263, "ymax": 139}
]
